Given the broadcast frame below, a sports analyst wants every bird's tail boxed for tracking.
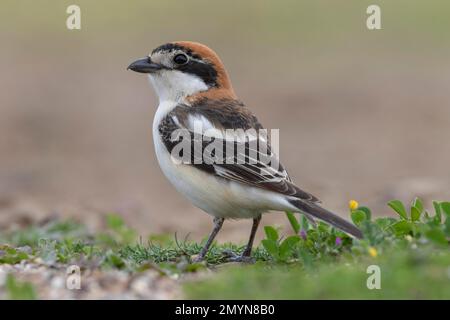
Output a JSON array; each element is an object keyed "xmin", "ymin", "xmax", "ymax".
[{"xmin": 289, "ymin": 199, "xmax": 363, "ymax": 239}]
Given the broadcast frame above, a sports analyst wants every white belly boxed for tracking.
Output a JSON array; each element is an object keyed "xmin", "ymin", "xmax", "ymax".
[{"xmin": 152, "ymin": 101, "xmax": 291, "ymax": 219}]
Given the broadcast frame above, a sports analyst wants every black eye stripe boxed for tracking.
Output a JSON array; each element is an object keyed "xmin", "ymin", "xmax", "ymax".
[{"xmin": 176, "ymin": 60, "xmax": 218, "ymax": 87}]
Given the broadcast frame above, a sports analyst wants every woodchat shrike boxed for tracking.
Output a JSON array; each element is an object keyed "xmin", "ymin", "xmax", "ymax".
[{"xmin": 128, "ymin": 41, "xmax": 362, "ymax": 262}]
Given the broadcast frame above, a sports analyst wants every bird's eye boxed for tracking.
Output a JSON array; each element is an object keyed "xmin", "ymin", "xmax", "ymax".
[{"xmin": 173, "ymin": 54, "xmax": 188, "ymax": 65}]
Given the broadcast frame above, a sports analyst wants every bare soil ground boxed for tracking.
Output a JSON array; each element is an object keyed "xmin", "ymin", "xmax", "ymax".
[{"xmin": 0, "ymin": 261, "xmax": 181, "ymax": 299}]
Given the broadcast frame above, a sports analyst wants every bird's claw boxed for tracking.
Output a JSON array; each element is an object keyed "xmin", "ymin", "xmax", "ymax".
[
  {"xmin": 227, "ymin": 255, "xmax": 255, "ymax": 263},
  {"xmin": 222, "ymin": 249, "xmax": 255, "ymax": 264}
]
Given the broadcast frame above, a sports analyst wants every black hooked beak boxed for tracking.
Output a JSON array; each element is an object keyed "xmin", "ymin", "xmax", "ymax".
[{"xmin": 127, "ymin": 57, "xmax": 163, "ymax": 73}]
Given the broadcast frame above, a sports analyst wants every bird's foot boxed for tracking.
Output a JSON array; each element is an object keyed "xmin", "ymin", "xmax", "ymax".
[
  {"xmin": 228, "ymin": 255, "xmax": 255, "ymax": 263},
  {"xmin": 222, "ymin": 249, "xmax": 255, "ymax": 264},
  {"xmin": 192, "ymin": 254, "xmax": 206, "ymax": 263}
]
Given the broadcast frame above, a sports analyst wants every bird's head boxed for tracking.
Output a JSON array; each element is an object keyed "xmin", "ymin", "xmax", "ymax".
[{"xmin": 128, "ymin": 41, "xmax": 236, "ymax": 103}]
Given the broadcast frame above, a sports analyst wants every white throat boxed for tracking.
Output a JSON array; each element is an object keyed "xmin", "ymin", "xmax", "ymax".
[{"xmin": 148, "ymin": 70, "xmax": 208, "ymax": 104}]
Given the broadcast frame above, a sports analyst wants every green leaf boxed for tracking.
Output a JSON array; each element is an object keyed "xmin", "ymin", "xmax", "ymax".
[
  {"xmin": 0, "ymin": 247, "xmax": 29, "ymax": 264},
  {"xmin": 411, "ymin": 206, "xmax": 421, "ymax": 222},
  {"xmin": 415, "ymin": 222, "xmax": 431, "ymax": 235},
  {"xmin": 264, "ymin": 226, "xmax": 279, "ymax": 241},
  {"xmin": 285, "ymin": 211, "xmax": 300, "ymax": 234},
  {"xmin": 301, "ymin": 214, "xmax": 310, "ymax": 230},
  {"xmin": 445, "ymin": 218, "xmax": 450, "ymax": 237},
  {"xmin": 375, "ymin": 217, "xmax": 396, "ymax": 230},
  {"xmin": 388, "ymin": 200, "xmax": 408, "ymax": 220},
  {"xmin": 433, "ymin": 201, "xmax": 442, "ymax": 222},
  {"xmin": 412, "ymin": 197, "xmax": 424, "ymax": 213},
  {"xmin": 105, "ymin": 252, "xmax": 126, "ymax": 269},
  {"xmin": 318, "ymin": 222, "xmax": 330, "ymax": 233},
  {"xmin": 298, "ymin": 250, "xmax": 314, "ymax": 268},
  {"xmin": 440, "ymin": 202, "xmax": 450, "ymax": 217},
  {"xmin": 410, "ymin": 197, "xmax": 423, "ymax": 222},
  {"xmin": 358, "ymin": 206, "xmax": 372, "ymax": 221},
  {"xmin": 391, "ymin": 220, "xmax": 413, "ymax": 235},
  {"xmin": 279, "ymin": 236, "xmax": 300, "ymax": 260},
  {"xmin": 261, "ymin": 239, "xmax": 279, "ymax": 258},
  {"xmin": 425, "ymin": 229, "xmax": 447, "ymax": 246},
  {"xmin": 351, "ymin": 210, "xmax": 366, "ymax": 226}
]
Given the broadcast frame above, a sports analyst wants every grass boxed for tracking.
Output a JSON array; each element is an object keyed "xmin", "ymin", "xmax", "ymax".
[
  {"xmin": 185, "ymin": 247, "xmax": 450, "ymax": 299},
  {"xmin": 0, "ymin": 197, "xmax": 449, "ymax": 299}
]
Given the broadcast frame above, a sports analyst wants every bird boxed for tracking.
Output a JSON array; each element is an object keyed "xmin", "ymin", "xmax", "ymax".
[{"xmin": 128, "ymin": 41, "xmax": 362, "ymax": 262}]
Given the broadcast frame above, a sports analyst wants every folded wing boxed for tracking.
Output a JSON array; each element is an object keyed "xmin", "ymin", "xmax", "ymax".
[{"xmin": 158, "ymin": 99, "xmax": 320, "ymax": 203}]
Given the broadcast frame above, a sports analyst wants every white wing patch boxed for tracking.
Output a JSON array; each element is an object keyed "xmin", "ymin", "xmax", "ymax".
[
  {"xmin": 172, "ymin": 112, "xmax": 289, "ymax": 183},
  {"xmin": 187, "ymin": 114, "xmax": 213, "ymax": 129}
]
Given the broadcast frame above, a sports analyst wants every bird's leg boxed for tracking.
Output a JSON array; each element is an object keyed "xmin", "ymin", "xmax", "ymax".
[
  {"xmin": 193, "ymin": 217, "xmax": 224, "ymax": 263},
  {"xmin": 243, "ymin": 215, "xmax": 262, "ymax": 256},
  {"xmin": 226, "ymin": 215, "xmax": 261, "ymax": 263},
  {"xmin": 242, "ymin": 215, "xmax": 262, "ymax": 257}
]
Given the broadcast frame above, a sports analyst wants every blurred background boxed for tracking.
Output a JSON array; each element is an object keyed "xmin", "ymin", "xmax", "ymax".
[{"xmin": 1, "ymin": 0, "xmax": 450, "ymax": 241}]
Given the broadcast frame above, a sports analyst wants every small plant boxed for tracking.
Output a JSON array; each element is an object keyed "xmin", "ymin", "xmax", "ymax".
[
  {"xmin": 0, "ymin": 246, "xmax": 29, "ymax": 264},
  {"xmin": 386, "ymin": 198, "xmax": 449, "ymax": 245},
  {"xmin": 261, "ymin": 225, "xmax": 300, "ymax": 262},
  {"xmin": 258, "ymin": 198, "xmax": 449, "ymax": 264}
]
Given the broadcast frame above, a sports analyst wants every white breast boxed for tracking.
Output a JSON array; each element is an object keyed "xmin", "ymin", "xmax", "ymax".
[{"xmin": 151, "ymin": 101, "xmax": 292, "ymax": 219}]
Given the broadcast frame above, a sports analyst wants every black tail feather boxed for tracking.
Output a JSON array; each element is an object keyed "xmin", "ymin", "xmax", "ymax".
[{"xmin": 289, "ymin": 199, "xmax": 363, "ymax": 239}]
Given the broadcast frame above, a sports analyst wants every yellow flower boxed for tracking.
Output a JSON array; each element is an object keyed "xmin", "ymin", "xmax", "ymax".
[
  {"xmin": 368, "ymin": 247, "xmax": 378, "ymax": 258},
  {"xmin": 349, "ymin": 200, "xmax": 359, "ymax": 211}
]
